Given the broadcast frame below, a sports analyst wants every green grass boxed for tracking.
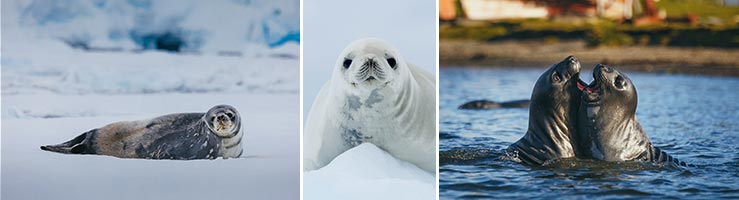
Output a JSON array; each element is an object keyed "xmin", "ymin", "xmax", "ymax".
[
  {"xmin": 657, "ymin": 0, "xmax": 739, "ymax": 23},
  {"xmin": 440, "ymin": 18, "xmax": 739, "ymax": 47}
]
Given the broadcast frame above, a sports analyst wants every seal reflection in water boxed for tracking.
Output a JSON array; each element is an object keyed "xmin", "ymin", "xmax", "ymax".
[
  {"xmin": 41, "ymin": 105, "xmax": 243, "ymax": 160},
  {"xmin": 303, "ymin": 38, "xmax": 436, "ymax": 172},
  {"xmin": 458, "ymin": 99, "xmax": 530, "ymax": 110},
  {"xmin": 578, "ymin": 64, "xmax": 685, "ymax": 165},
  {"xmin": 506, "ymin": 56, "xmax": 587, "ymax": 165}
]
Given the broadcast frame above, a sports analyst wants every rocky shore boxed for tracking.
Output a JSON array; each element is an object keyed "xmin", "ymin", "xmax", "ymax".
[{"xmin": 440, "ymin": 40, "xmax": 739, "ymax": 77}]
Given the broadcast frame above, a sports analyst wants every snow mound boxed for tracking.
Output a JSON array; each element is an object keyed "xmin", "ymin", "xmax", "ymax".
[{"xmin": 304, "ymin": 143, "xmax": 435, "ymax": 200}]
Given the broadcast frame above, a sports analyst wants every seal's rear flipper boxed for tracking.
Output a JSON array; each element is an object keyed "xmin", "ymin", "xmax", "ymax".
[
  {"xmin": 647, "ymin": 146, "xmax": 687, "ymax": 167},
  {"xmin": 40, "ymin": 130, "xmax": 94, "ymax": 154}
]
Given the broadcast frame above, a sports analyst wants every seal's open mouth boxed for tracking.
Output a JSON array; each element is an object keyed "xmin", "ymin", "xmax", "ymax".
[
  {"xmin": 577, "ymin": 78, "xmax": 587, "ymax": 91},
  {"xmin": 558, "ymin": 55, "xmax": 586, "ymax": 91},
  {"xmin": 216, "ymin": 120, "xmax": 231, "ymax": 131},
  {"xmin": 587, "ymin": 83, "xmax": 601, "ymax": 92},
  {"xmin": 583, "ymin": 72, "xmax": 603, "ymax": 106}
]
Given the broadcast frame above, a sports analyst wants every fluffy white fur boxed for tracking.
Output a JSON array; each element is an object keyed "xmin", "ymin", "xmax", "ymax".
[{"xmin": 304, "ymin": 38, "xmax": 435, "ymax": 172}]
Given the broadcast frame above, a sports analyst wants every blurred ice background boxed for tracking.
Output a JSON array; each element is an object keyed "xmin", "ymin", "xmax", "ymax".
[
  {"xmin": 1, "ymin": 0, "xmax": 299, "ymax": 199},
  {"xmin": 302, "ymin": 0, "xmax": 437, "ymax": 199}
]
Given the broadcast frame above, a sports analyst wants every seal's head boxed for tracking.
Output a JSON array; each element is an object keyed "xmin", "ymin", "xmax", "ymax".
[
  {"xmin": 582, "ymin": 64, "xmax": 637, "ymax": 120},
  {"xmin": 334, "ymin": 38, "xmax": 407, "ymax": 91},
  {"xmin": 204, "ymin": 105, "xmax": 241, "ymax": 137},
  {"xmin": 580, "ymin": 65, "xmax": 641, "ymax": 161},
  {"xmin": 530, "ymin": 55, "xmax": 586, "ymax": 120}
]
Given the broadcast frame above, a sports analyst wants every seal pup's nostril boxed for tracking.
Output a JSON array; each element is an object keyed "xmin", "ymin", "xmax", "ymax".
[{"xmin": 567, "ymin": 55, "xmax": 578, "ymax": 63}]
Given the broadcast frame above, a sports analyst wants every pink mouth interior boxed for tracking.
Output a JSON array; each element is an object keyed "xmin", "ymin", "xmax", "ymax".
[{"xmin": 585, "ymin": 85, "xmax": 600, "ymax": 93}]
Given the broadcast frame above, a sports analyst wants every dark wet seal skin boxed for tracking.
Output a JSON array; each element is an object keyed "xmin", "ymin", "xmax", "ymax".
[
  {"xmin": 577, "ymin": 64, "xmax": 686, "ymax": 166},
  {"xmin": 506, "ymin": 55, "xmax": 588, "ymax": 166},
  {"xmin": 458, "ymin": 99, "xmax": 530, "ymax": 110},
  {"xmin": 41, "ymin": 105, "xmax": 242, "ymax": 160}
]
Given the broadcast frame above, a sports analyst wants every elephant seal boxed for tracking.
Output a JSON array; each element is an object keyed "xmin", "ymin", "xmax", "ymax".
[
  {"xmin": 577, "ymin": 64, "xmax": 685, "ymax": 165},
  {"xmin": 458, "ymin": 99, "xmax": 530, "ymax": 110},
  {"xmin": 41, "ymin": 105, "xmax": 243, "ymax": 160},
  {"xmin": 506, "ymin": 56, "xmax": 587, "ymax": 166},
  {"xmin": 303, "ymin": 38, "xmax": 436, "ymax": 172}
]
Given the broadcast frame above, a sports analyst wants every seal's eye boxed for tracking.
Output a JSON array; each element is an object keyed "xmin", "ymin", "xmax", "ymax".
[
  {"xmin": 343, "ymin": 59, "xmax": 352, "ymax": 69},
  {"xmin": 551, "ymin": 71, "xmax": 561, "ymax": 82},
  {"xmin": 225, "ymin": 112, "xmax": 234, "ymax": 119},
  {"xmin": 387, "ymin": 58, "xmax": 397, "ymax": 69},
  {"xmin": 614, "ymin": 75, "xmax": 626, "ymax": 89}
]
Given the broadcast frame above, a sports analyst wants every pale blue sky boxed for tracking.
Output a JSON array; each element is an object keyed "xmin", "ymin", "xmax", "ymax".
[{"xmin": 303, "ymin": 0, "xmax": 436, "ymax": 119}]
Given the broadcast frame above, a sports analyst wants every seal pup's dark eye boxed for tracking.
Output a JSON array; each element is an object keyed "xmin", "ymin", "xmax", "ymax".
[
  {"xmin": 343, "ymin": 59, "xmax": 352, "ymax": 69},
  {"xmin": 225, "ymin": 112, "xmax": 234, "ymax": 119},
  {"xmin": 551, "ymin": 71, "xmax": 561, "ymax": 82},
  {"xmin": 614, "ymin": 75, "xmax": 627, "ymax": 89},
  {"xmin": 387, "ymin": 58, "xmax": 397, "ymax": 69}
]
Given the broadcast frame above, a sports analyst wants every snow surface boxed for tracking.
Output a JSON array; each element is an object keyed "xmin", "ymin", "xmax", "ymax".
[
  {"xmin": 304, "ymin": 143, "xmax": 436, "ymax": 200},
  {"xmin": 2, "ymin": 94, "xmax": 299, "ymax": 200},
  {"xmin": 2, "ymin": 1, "xmax": 300, "ymax": 198}
]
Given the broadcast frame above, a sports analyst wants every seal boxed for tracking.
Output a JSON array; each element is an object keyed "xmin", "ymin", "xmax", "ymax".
[
  {"xmin": 506, "ymin": 56, "xmax": 587, "ymax": 166},
  {"xmin": 303, "ymin": 38, "xmax": 436, "ymax": 172},
  {"xmin": 577, "ymin": 64, "xmax": 685, "ymax": 165},
  {"xmin": 41, "ymin": 105, "xmax": 243, "ymax": 160},
  {"xmin": 458, "ymin": 99, "xmax": 530, "ymax": 109}
]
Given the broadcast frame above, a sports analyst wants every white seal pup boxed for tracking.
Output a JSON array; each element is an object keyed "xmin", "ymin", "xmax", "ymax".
[
  {"xmin": 304, "ymin": 38, "xmax": 436, "ymax": 172},
  {"xmin": 41, "ymin": 105, "xmax": 243, "ymax": 159}
]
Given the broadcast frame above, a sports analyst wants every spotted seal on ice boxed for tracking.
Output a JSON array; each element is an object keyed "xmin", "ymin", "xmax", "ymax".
[{"xmin": 41, "ymin": 105, "xmax": 243, "ymax": 159}]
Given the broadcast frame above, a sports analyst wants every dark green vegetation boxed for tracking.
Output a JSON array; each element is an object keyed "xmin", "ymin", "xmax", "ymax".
[
  {"xmin": 441, "ymin": 19, "xmax": 739, "ymax": 48},
  {"xmin": 441, "ymin": 1, "xmax": 739, "ymax": 48},
  {"xmin": 658, "ymin": 0, "xmax": 739, "ymax": 23}
]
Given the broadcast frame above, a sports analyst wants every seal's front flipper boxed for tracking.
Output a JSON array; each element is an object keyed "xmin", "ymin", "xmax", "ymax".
[{"xmin": 40, "ymin": 130, "xmax": 95, "ymax": 154}]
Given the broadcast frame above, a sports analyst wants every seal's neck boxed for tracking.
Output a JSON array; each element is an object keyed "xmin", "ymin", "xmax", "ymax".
[
  {"xmin": 217, "ymin": 127, "xmax": 243, "ymax": 159},
  {"xmin": 585, "ymin": 108, "xmax": 647, "ymax": 161},
  {"xmin": 525, "ymin": 103, "xmax": 576, "ymax": 158},
  {"xmin": 333, "ymin": 66, "xmax": 427, "ymax": 147},
  {"xmin": 336, "ymin": 75, "xmax": 417, "ymax": 120}
]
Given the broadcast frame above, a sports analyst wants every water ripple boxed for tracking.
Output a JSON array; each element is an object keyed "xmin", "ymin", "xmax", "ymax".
[{"xmin": 440, "ymin": 68, "xmax": 739, "ymax": 199}]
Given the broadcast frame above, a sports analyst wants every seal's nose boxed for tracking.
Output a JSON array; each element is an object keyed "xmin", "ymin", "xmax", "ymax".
[
  {"xmin": 593, "ymin": 64, "xmax": 612, "ymax": 80},
  {"xmin": 595, "ymin": 64, "xmax": 613, "ymax": 74},
  {"xmin": 363, "ymin": 57, "xmax": 379, "ymax": 68},
  {"xmin": 569, "ymin": 56, "xmax": 580, "ymax": 72},
  {"xmin": 561, "ymin": 55, "xmax": 580, "ymax": 75},
  {"xmin": 566, "ymin": 55, "xmax": 578, "ymax": 63}
]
